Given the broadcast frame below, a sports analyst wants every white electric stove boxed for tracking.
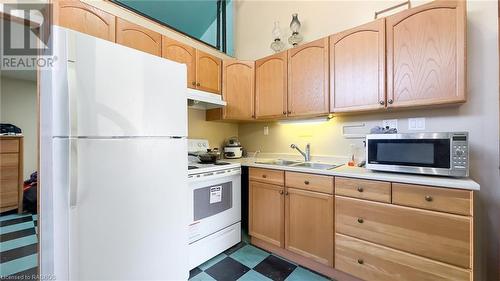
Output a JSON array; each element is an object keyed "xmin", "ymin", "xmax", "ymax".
[{"xmin": 187, "ymin": 139, "xmax": 242, "ymax": 269}]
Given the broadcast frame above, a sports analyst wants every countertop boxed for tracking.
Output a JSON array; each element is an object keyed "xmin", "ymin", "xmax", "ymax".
[{"xmin": 226, "ymin": 157, "xmax": 480, "ymax": 191}]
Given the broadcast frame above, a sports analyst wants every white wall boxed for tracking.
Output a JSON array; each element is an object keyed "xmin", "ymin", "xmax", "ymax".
[
  {"xmin": 0, "ymin": 76, "xmax": 38, "ymax": 180},
  {"xmin": 234, "ymin": 1, "xmax": 500, "ymax": 280}
]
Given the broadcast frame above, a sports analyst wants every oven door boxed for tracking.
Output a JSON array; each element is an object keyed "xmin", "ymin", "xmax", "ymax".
[
  {"xmin": 188, "ymin": 169, "xmax": 241, "ymax": 244},
  {"xmin": 366, "ymin": 134, "xmax": 452, "ymax": 176}
]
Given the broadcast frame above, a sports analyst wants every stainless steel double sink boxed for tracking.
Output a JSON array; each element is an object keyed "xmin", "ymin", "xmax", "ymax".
[{"xmin": 254, "ymin": 159, "xmax": 342, "ymax": 170}]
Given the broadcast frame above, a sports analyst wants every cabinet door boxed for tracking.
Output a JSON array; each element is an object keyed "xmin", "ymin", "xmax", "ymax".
[
  {"xmin": 255, "ymin": 52, "xmax": 288, "ymax": 119},
  {"xmin": 196, "ymin": 50, "xmax": 222, "ymax": 94},
  {"xmin": 222, "ymin": 60, "xmax": 255, "ymax": 120},
  {"xmin": 116, "ymin": 18, "xmax": 162, "ymax": 56},
  {"xmin": 55, "ymin": 0, "xmax": 115, "ymax": 42},
  {"xmin": 288, "ymin": 38, "xmax": 329, "ymax": 117},
  {"xmin": 285, "ymin": 188, "xmax": 334, "ymax": 266},
  {"xmin": 161, "ymin": 37, "xmax": 196, "ymax": 89},
  {"xmin": 386, "ymin": 0, "xmax": 466, "ymax": 108},
  {"xmin": 330, "ymin": 19, "xmax": 386, "ymax": 113},
  {"xmin": 249, "ymin": 181, "xmax": 285, "ymax": 248}
]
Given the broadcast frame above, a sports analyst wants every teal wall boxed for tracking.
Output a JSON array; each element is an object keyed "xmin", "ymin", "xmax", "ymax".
[{"xmin": 115, "ymin": 0, "xmax": 233, "ymax": 56}]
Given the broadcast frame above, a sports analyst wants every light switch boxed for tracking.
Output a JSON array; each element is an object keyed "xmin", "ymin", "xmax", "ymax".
[{"xmin": 408, "ymin": 118, "xmax": 426, "ymax": 130}]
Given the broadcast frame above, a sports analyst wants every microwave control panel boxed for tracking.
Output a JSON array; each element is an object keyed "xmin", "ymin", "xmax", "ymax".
[{"xmin": 452, "ymin": 135, "xmax": 468, "ymax": 170}]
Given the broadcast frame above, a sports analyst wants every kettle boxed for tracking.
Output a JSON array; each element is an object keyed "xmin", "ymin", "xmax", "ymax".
[{"xmin": 224, "ymin": 137, "xmax": 243, "ymax": 159}]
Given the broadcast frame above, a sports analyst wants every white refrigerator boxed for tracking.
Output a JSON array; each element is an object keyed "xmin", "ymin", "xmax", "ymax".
[{"xmin": 40, "ymin": 27, "xmax": 189, "ymax": 280}]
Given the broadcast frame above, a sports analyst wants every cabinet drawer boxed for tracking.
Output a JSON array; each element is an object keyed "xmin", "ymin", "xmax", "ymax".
[
  {"xmin": 335, "ymin": 234, "xmax": 471, "ymax": 281},
  {"xmin": 249, "ymin": 168, "xmax": 284, "ymax": 185},
  {"xmin": 0, "ymin": 167, "xmax": 19, "ymax": 180},
  {"xmin": 336, "ymin": 196, "xmax": 471, "ymax": 268},
  {"xmin": 335, "ymin": 177, "xmax": 391, "ymax": 203},
  {"xmin": 392, "ymin": 183, "xmax": 472, "ymax": 216},
  {"xmin": 0, "ymin": 139, "xmax": 19, "ymax": 153},
  {"xmin": 0, "ymin": 154, "xmax": 19, "ymax": 167},
  {"xmin": 285, "ymin": 172, "xmax": 333, "ymax": 194}
]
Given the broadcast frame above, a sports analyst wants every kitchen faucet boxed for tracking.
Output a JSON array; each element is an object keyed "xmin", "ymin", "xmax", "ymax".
[{"xmin": 290, "ymin": 143, "xmax": 310, "ymax": 162}]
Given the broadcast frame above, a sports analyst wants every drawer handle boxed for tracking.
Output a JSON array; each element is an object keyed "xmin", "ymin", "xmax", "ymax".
[
  {"xmin": 304, "ymin": 180, "xmax": 310, "ymax": 185},
  {"xmin": 262, "ymin": 174, "xmax": 267, "ymax": 178},
  {"xmin": 285, "ymin": 191, "xmax": 289, "ymax": 196},
  {"xmin": 357, "ymin": 259, "xmax": 364, "ymax": 265},
  {"xmin": 357, "ymin": 187, "xmax": 364, "ymax": 192},
  {"xmin": 279, "ymin": 190, "xmax": 284, "ymax": 195},
  {"xmin": 357, "ymin": 218, "xmax": 364, "ymax": 224},
  {"xmin": 425, "ymin": 195, "xmax": 433, "ymax": 202}
]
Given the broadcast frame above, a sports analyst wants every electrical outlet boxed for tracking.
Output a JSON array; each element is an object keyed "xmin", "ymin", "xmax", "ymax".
[
  {"xmin": 408, "ymin": 118, "xmax": 426, "ymax": 130},
  {"xmin": 263, "ymin": 126, "xmax": 269, "ymax": 136},
  {"xmin": 382, "ymin": 119, "xmax": 398, "ymax": 130}
]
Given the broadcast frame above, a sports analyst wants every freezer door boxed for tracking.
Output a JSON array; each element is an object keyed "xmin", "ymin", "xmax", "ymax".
[
  {"xmin": 57, "ymin": 138, "xmax": 189, "ymax": 280},
  {"xmin": 50, "ymin": 27, "xmax": 187, "ymax": 137}
]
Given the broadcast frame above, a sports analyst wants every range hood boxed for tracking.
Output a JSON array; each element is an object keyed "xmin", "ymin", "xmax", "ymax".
[{"xmin": 187, "ymin": 88, "xmax": 226, "ymax": 109}]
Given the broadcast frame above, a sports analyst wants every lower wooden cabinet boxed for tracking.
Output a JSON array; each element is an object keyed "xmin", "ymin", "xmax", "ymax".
[
  {"xmin": 336, "ymin": 196, "xmax": 471, "ymax": 268},
  {"xmin": 249, "ymin": 168, "xmax": 334, "ymax": 267},
  {"xmin": 0, "ymin": 136, "xmax": 23, "ymax": 213},
  {"xmin": 285, "ymin": 187, "xmax": 334, "ymax": 266},
  {"xmin": 335, "ymin": 234, "xmax": 471, "ymax": 281},
  {"xmin": 249, "ymin": 180, "xmax": 284, "ymax": 247}
]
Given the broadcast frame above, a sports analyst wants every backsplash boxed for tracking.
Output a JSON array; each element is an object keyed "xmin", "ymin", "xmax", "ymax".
[{"xmin": 188, "ymin": 108, "xmax": 238, "ymax": 149}]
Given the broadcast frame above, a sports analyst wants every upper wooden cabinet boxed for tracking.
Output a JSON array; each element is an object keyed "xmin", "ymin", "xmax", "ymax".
[
  {"xmin": 288, "ymin": 38, "xmax": 330, "ymax": 117},
  {"xmin": 162, "ymin": 37, "xmax": 196, "ymax": 89},
  {"xmin": 386, "ymin": 0, "xmax": 466, "ymax": 108},
  {"xmin": 196, "ymin": 50, "xmax": 222, "ymax": 94},
  {"xmin": 330, "ymin": 19, "xmax": 386, "ymax": 113},
  {"xmin": 116, "ymin": 18, "xmax": 162, "ymax": 56},
  {"xmin": 222, "ymin": 60, "xmax": 255, "ymax": 120},
  {"xmin": 54, "ymin": 0, "xmax": 116, "ymax": 42},
  {"xmin": 255, "ymin": 52, "xmax": 288, "ymax": 119}
]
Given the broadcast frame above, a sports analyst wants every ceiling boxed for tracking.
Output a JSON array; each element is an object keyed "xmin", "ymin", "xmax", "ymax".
[{"xmin": 115, "ymin": 0, "xmax": 219, "ymax": 38}]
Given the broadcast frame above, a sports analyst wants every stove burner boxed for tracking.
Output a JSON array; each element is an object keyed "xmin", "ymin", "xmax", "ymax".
[
  {"xmin": 188, "ymin": 166, "xmax": 199, "ymax": 170},
  {"xmin": 214, "ymin": 162, "xmax": 231, "ymax": 165}
]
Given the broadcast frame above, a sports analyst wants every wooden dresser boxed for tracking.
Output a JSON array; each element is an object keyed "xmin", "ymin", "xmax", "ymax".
[{"xmin": 0, "ymin": 136, "xmax": 24, "ymax": 213}]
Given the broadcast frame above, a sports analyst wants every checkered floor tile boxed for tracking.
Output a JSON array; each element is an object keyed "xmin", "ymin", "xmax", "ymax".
[
  {"xmin": 189, "ymin": 240, "xmax": 332, "ymax": 281},
  {"xmin": 0, "ymin": 212, "xmax": 38, "ymax": 279}
]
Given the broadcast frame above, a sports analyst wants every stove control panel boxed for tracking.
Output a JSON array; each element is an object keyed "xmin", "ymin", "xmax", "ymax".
[{"xmin": 188, "ymin": 139, "xmax": 209, "ymax": 153}]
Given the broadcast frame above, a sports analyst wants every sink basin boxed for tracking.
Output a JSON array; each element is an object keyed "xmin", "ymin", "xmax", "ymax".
[
  {"xmin": 290, "ymin": 162, "xmax": 340, "ymax": 170},
  {"xmin": 254, "ymin": 159, "xmax": 301, "ymax": 166}
]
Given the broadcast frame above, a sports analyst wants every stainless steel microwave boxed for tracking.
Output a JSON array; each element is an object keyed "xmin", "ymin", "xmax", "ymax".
[{"xmin": 366, "ymin": 132, "xmax": 469, "ymax": 177}]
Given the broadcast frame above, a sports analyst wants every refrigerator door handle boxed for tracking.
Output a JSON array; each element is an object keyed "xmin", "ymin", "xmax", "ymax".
[
  {"xmin": 69, "ymin": 139, "xmax": 78, "ymax": 208},
  {"xmin": 67, "ymin": 61, "xmax": 78, "ymax": 137}
]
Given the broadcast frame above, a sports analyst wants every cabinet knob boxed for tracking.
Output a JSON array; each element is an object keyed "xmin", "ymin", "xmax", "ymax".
[
  {"xmin": 379, "ymin": 100, "xmax": 385, "ymax": 105},
  {"xmin": 197, "ymin": 82, "xmax": 201, "ymax": 86},
  {"xmin": 283, "ymin": 111, "xmax": 287, "ymax": 115},
  {"xmin": 388, "ymin": 99, "xmax": 394, "ymax": 104},
  {"xmin": 304, "ymin": 180, "xmax": 310, "ymax": 185},
  {"xmin": 252, "ymin": 114, "xmax": 256, "ymax": 118},
  {"xmin": 287, "ymin": 111, "xmax": 291, "ymax": 114},
  {"xmin": 262, "ymin": 174, "xmax": 267, "ymax": 178},
  {"xmin": 425, "ymin": 195, "xmax": 433, "ymax": 202},
  {"xmin": 357, "ymin": 259, "xmax": 364, "ymax": 265},
  {"xmin": 285, "ymin": 191, "xmax": 289, "ymax": 196},
  {"xmin": 357, "ymin": 218, "xmax": 364, "ymax": 224},
  {"xmin": 192, "ymin": 81, "xmax": 196, "ymax": 86},
  {"xmin": 357, "ymin": 187, "xmax": 364, "ymax": 192},
  {"xmin": 279, "ymin": 190, "xmax": 284, "ymax": 195}
]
